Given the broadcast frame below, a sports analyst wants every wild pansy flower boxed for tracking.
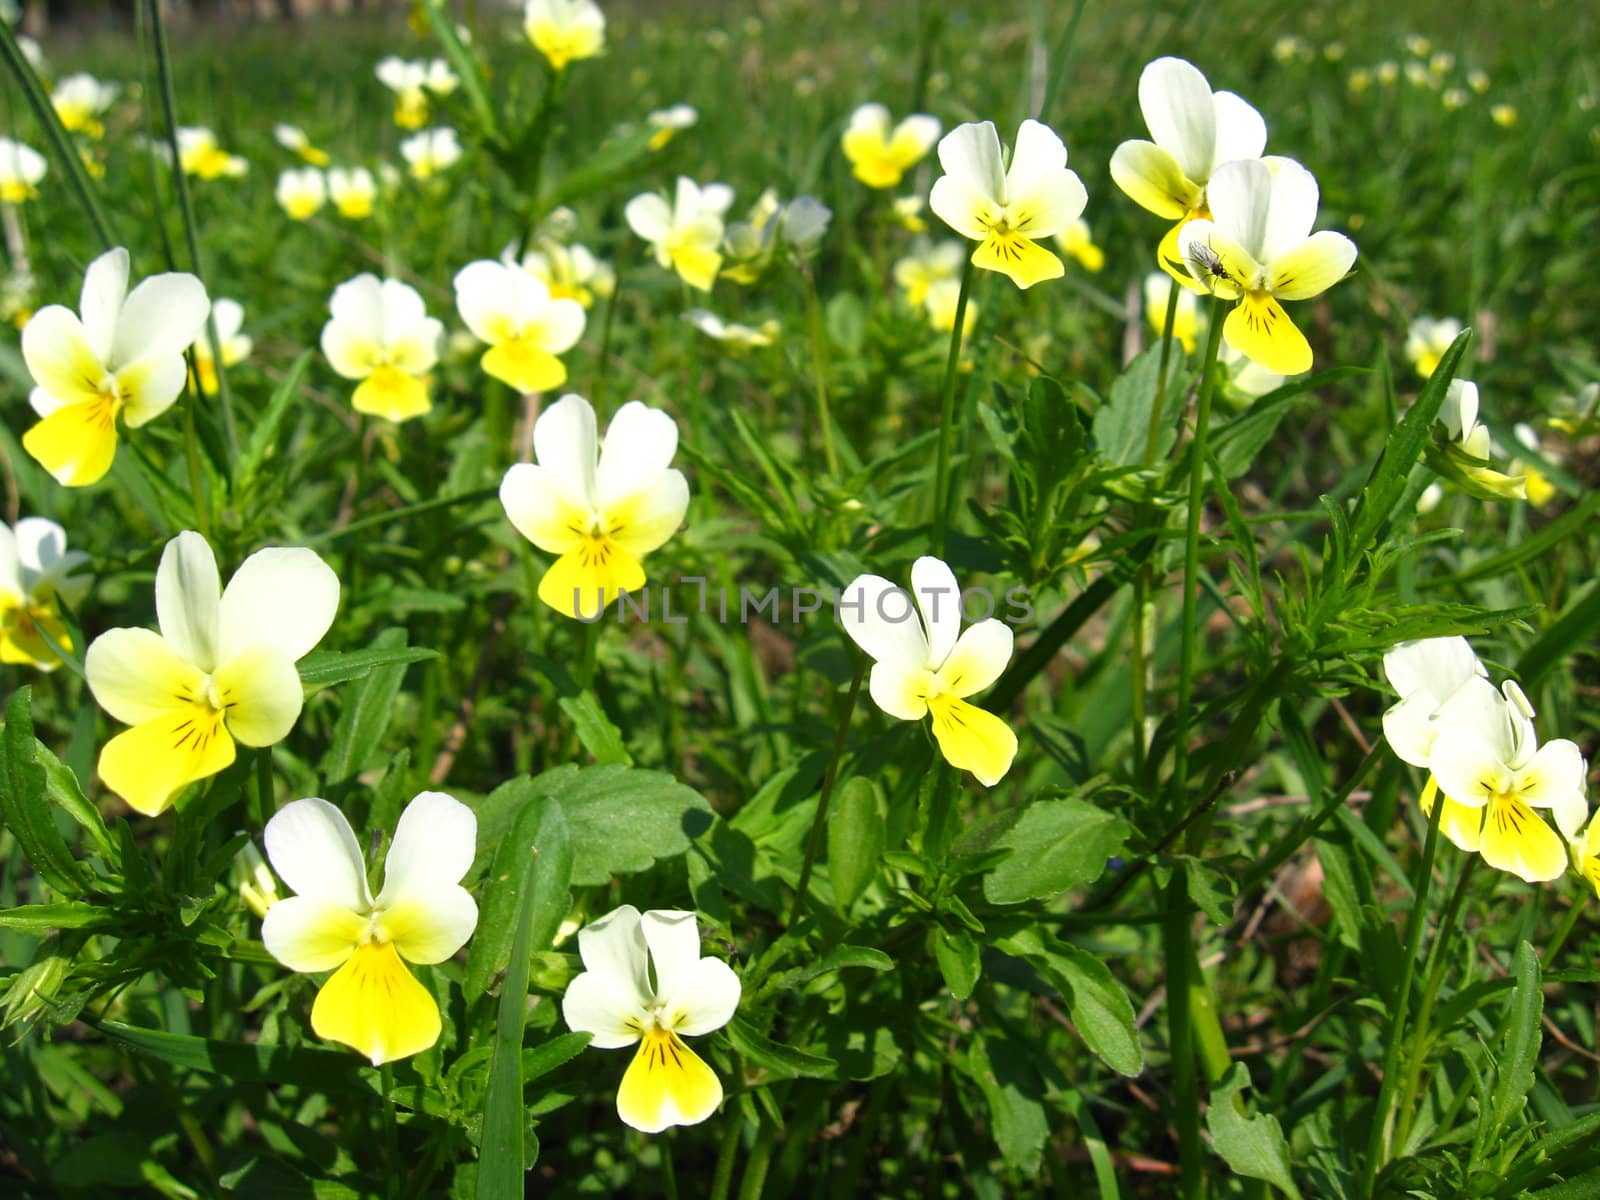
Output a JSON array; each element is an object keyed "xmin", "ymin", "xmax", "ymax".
[
  {"xmin": 1176, "ymin": 157, "xmax": 1357, "ymax": 374},
  {"xmin": 275, "ymin": 167, "xmax": 327, "ymax": 220},
  {"xmin": 512, "ymin": 239, "xmax": 615, "ymax": 308},
  {"xmin": 1056, "ymin": 218, "xmax": 1104, "ymax": 272},
  {"xmin": 84, "ymin": 532, "xmax": 339, "ymax": 816},
  {"xmin": 453, "ymin": 259, "xmax": 586, "ymax": 394},
  {"xmin": 928, "ymin": 118, "xmax": 1088, "ymax": 290},
  {"xmin": 1509, "ymin": 423, "xmax": 1557, "ymax": 507},
  {"xmin": 51, "ymin": 74, "xmax": 118, "ymax": 138},
  {"xmin": 841, "ymin": 103, "xmax": 940, "ymax": 189},
  {"xmin": 376, "ymin": 57, "xmax": 456, "ymax": 128},
  {"xmin": 1145, "ymin": 271, "xmax": 1201, "ymax": 353},
  {"xmin": 175, "ymin": 127, "xmax": 247, "ymax": 179},
  {"xmin": 685, "ymin": 309, "xmax": 778, "ymax": 350},
  {"xmin": 1434, "ymin": 380, "xmax": 1527, "ymax": 500},
  {"xmin": 647, "ymin": 104, "xmax": 698, "ymax": 150},
  {"xmin": 400, "ymin": 127, "xmax": 462, "ymax": 180},
  {"xmin": 625, "ymin": 177, "xmax": 733, "ymax": 292},
  {"xmin": 20, "ymin": 247, "xmax": 209, "ymax": 486},
  {"xmin": 274, "ymin": 123, "xmax": 331, "ymax": 166},
  {"xmin": 524, "ymin": 0, "xmax": 605, "ymax": 71},
  {"xmin": 1569, "ymin": 814, "xmax": 1600, "ymax": 898},
  {"xmin": 262, "ymin": 792, "xmax": 477, "ymax": 1066},
  {"xmin": 321, "ymin": 275, "xmax": 444, "ymax": 422},
  {"xmin": 192, "ymin": 298, "xmax": 251, "ymax": 396},
  {"xmin": 0, "ymin": 138, "xmax": 46, "ymax": 204},
  {"xmin": 562, "ymin": 906, "xmax": 740, "ymax": 1133},
  {"xmin": 327, "ymin": 167, "xmax": 378, "ymax": 220},
  {"xmin": 1110, "ymin": 57, "xmax": 1267, "ymax": 284},
  {"xmin": 1404, "ymin": 315, "xmax": 1463, "ymax": 378},
  {"xmin": 839, "ymin": 557, "xmax": 1017, "ymax": 786},
  {"xmin": 0, "ymin": 519, "xmax": 90, "ymax": 671},
  {"xmin": 499, "ymin": 394, "xmax": 688, "ymax": 619},
  {"xmin": 893, "ymin": 240, "xmax": 964, "ymax": 308}
]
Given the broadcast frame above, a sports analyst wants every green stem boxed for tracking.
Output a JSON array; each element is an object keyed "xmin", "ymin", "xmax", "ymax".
[
  {"xmin": 789, "ymin": 659, "xmax": 866, "ymax": 926},
  {"xmin": 1543, "ymin": 889, "xmax": 1588, "ymax": 965},
  {"xmin": 591, "ymin": 251, "xmax": 626, "ymax": 413},
  {"xmin": 736, "ymin": 1128, "xmax": 777, "ymax": 1200},
  {"xmin": 252, "ymin": 748, "xmax": 274, "ymax": 831},
  {"xmin": 801, "ymin": 264, "xmax": 839, "ymax": 478},
  {"xmin": 1359, "ymin": 786, "xmax": 1446, "ymax": 1199},
  {"xmin": 146, "ymin": 0, "xmax": 237, "ymax": 459},
  {"xmin": 708, "ymin": 1112, "xmax": 743, "ymax": 1200},
  {"xmin": 577, "ymin": 616, "xmax": 601, "ymax": 691},
  {"xmin": 931, "ymin": 258, "xmax": 977, "ymax": 557},
  {"xmin": 379, "ymin": 1062, "xmax": 399, "ymax": 1198},
  {"xmin": 181, "ymin": 382, "xmax": 211, "ymax": 540},
  {"xmin": 1163, "ymin": 875, "xmax": 1203, "ymax": 1200},
  {"xmin": 660, "ymin": 1134, "xmax": 680, "ymax": 1200}
]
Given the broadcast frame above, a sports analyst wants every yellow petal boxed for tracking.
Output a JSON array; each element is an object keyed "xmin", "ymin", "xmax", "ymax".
[
  {"xmin": 213, "ymin": 645, "xmax": 305, "ymax": 747},
  {"xmin": 0, "ymin": 603, "xmax": 71, "ymax": 670},
  {"xmin": 537, "ymin": 539, "xmax": 646, "ymax": 620},
  {"xmin": 1479, "ymin": 795, "xmax": 1567, "ymax": 884},
  {"xmin": 481, "ymin": 340, "xmax": 568, "ymax": 394},
  {"xmin": 1421, "ymin": 775, "xmax": 1483, "ymax": 853},
  {"xmin": 311, "ymin": 940, "xmax": 441, "ymax": 1066},
  {"xmin": 971, "ymin": 233, "xmax": 1063, "ymax": 290},
  {"xmin": 1108, "ymin": 140, "xmax": 1198, "ymax": 220},
  {"xmin": 616, "ymin": 1030, "xmax": 724, "ymax": 1133},
  {"xmin": 670, "ymin": 242, "xmax": 722, "ymax": 292},
  {"xmin": 1158, "ymin": 219, "xmax": 1210, "ymax": 295},
  {"xmin": 928, "ymin": 696, "xmax": 1017, "ymax": 786},
  {"xmin": 1223, "ymin": 294, "xmax": 1312, "ymax": 376},
  {"xmin": 22, "ymin": 399, "xmax": 120, "ymax": 486},
  {"xmin": 352, "ymin": 367, "xmax": 431, "ymax": 422},
  {"xmin": 98, "ymin": 705, "xmax": 237, "ymax": 816}
]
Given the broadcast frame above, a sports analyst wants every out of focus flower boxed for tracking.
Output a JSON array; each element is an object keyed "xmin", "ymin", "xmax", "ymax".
[
  {"xmin": 274, "ymin": 123, "xmax": 331, "ymax": 166},
  {"xmin": 1549, "ymin": 382, "xmax": 1599, "ymax": 435},
  {"xmin": 929, "ymin": 118, "xmax": 1088, "ymax": 290},
  {"xmin": 893, "ymin": 240, "xmax": 964, "ymax": 308},
  {"xmin": 328, "ymin": 166, "xmax": 378, "ymax": 219},
  {"xmin": 1144, "ymin": 272, "xmax": 1200, "ymax": 353},
  {"xmin": 1429, "ymin": 51, "xmax": 1455, "ymax": 75},
  {"xmin": 376, "ymin": 57, "xmax": 456, "ymax": 128},
  {"xmin": 647, "ymin": 104, "xmax": 698, "ymax": 150},
  {"xmin": 275, "ymin": 167, "xmax": 327, "ymax": 220},
  {"xmin": 1377, "ymin": 61, "xmax": 1400, "ymax": 85},
  {"xmin": 1433, "ymin": 380, "xmax": 1527, "ymax": 501},
  {"xmin": 51, "ymin": 74, "xmax": 118, "ymax": 138},
  {"xmin": 1323, "ymin": 42, "xmax": 1346, "ymax": 62},
  {"xmin": 1405, "ymin": 61, "xmax": 1432, "ymax": 88},
  {"xmin": 454, "ymin": 259, "xmax": 585, "ymax": 393},
  {"xmin": 235, "ymin": 842, "xmax": 280, "ymax": 919},
  {"xmin": 1220, "ymin": 343, "xmax": 1286, "ymax": 399},
  {"xmin": 625, "ymin": 177, "xmax": 733, "ymax": 291},
  {"xmin": 320, "ymin": 275, "xmax": 443, "ymax": 422},
  {"xmin": 176, "ymin": 127, "xmax": 248, "ymax": 179},
  {"xmin": 1348, "ymin": 68, "xmax": 1372, "ymax": 94},
  {"xmin": 513, "ymin": 240, "xmax": 615, "ymax": 308},
  {"xmin": 841, "ymin": 103, "xmax": 940, "ymax": 189},
  {"xmin": 1491, "ymin": 104, "xmax": 1518, "ymax": 127},
  {"xmin": 685, "ymin": 309, "xmax": 778, "ymax": 349},
  {"xmin": 0, "ymin": 138, "xmax": 46, "ymax": 204},
  {"xmin": 525, "ymin": 0, "xmax": 605, "ymax": 71},
  {"xmin": 1467, "ymin": 68, "xmax": 1490, "ymax": 94},
  {"xmin": 891, "ymin": 194, "xmax": 927, "ymax": 232},
  {"xmin": 1509, "ymin": 423, "xmax": 1557, "ymax": 507},
  {"xmin": 0, "ymin": 518, "xmax": 90, "ymax": 671},
  {"xmin": 191, "ymin": 299, "xmax": 252, "ymax": 396},
  {"xmin": 1055, "ymin": 218, "xmax": 1104, "ymax": 272},
  {"xmin": 1405, "ymin": 35, "xmax": 1432, "ymax": 58},
  {"xmin": 20, "ymin": 247, "xmax": 208, "ymax": 486},
  {"xmin": 1404, "ymin": 316, "xmax": 1462, "ymax": 379},
  {"xmin": 1272, "ymin": 35, "xmax": 1308, "ymax": 64},
  {"xmin": 924, "ymin": 277, "xmax": 976, "ymax": 334},
  {"xmin": 722, "ymin": 190, "xmax": 831, "ymax": 281},
  {"xmin": 400, "ymin": 127, "xmax": 462, "ymax": 180}
]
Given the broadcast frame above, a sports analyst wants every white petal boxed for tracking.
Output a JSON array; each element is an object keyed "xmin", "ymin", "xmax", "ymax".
[
  {"xmin": 1382, "ymin": 637, "xmax": 1484, "ymax": 706},
  {"xmin": 597, "ymin": 401, "xmax": 679, "ymax": 510},
  {"xmin": 661, "ymin": 956, "xmax": 741, "ymax": 1038},
  {"xmin": 869, "ymin": 660, "xmax": 934, "ymax": 721},
  {"xmin": 1139, "ymin": 56, "xmax": 1216, "ymax": 182},
  {"xmin": 217, "ymin": 546, "xmax": 340, "ymax": 663},
  {"xmin": 0, "ymin": 524, "xmax": 19, "ymax": 597},
  {"xmin": 533, "ymin": 393, "xmax": 599, "ymax": 507},
  {"xmin": 1204, "ymin": 159, "xmax": 1274, "ymax": 259},
  {"xmin": 562, "ymin": 970, "xmax": 645, "ymax": 1049},
  {"xmin": 847, "ymin": 102, "xmax": 891, "ymax": 139},
  {"xmin": 263, "ymin": 796, "xmax": 373, "ymax": 912},
  {"xmin": 328, "ymin": 274, "xmax": 385, "ymax": 345},
  {"xmin": 260, "ymin": 895, "xmax": 365, "ymax": 972},
  {"xmin": 214, "ymin": 644, "xmax": 304, "ymax": 746},
  {"xmin": 378, "ymin": 279, "xmax": 429, "ymax": 343},
  {"xmin": 111, "ymin": 272, "xmax": 210, "ymax": 366},
  {"xmin": 1003, "ymin": 119, "xmax": 1068, "ymax": 195},
  {"xmin": 1270, "ymin": 231, "xmax": 1356, "ymax": 300},
  {"xmin": 22, "ymin": 306, "xmax": 105, "ymax": 406},
  {"xmin": 155, "ymin": 531, "xmax": 222, "ymax": 672},
  {"xmin": 379, "ymin": 885, "xmax": 478, "ymax": 965},
  {"xmin": 13, "ymin": 517, "xmax": 67, "ymax": 578},
  {"xmin": 837, "ymin": 573, "xmax": 930, "ymax": 671},
  {"xmin": 79, "ymin": 246, "xmax": 131, "ymax": 362},
  {"xmin": 1516, "ymin": 740, "xmax": 1589, "ymax": 817},
  {"xmin": 1433, "ymin": 676, "xmax": 1527, "ymax": 765},
  {"xmin": 1429, "ymin": 728, "xmax": 1511, "ymax": 809},
  {"xmin": 625, "ymin": 192, "xmax": 673, "ymax": 246},
  {"xmin": 84, "ymin": 626, "xmax": 203, "ymax": 725},
  {"xmin": 1208, "ymin": 91, "xmax": 1267, "ymax": 173},
  {"xmin": 374, "ymin": 790, "xmax": 477, "ymax": 906},
  {"xmin": 607, "ymin": 469, "xmax": 688, "ymax": 557},
  {"xmin": 576, "ymin": 904, "xmax": 652, "ymax": 1010},
  {"xmin": 641, "ymin": 909, "xmax": 705, "ymax": 1002},
  {"xmin": 936, "ymin": 121, "xmax": 1005, "ymax": 201},
  {"xmin": 117, "ymin": 354, "xmax": 190, "ymax": 426},
  {"xmin": 1382, "ymin": 691, "xmax": 1442, "ymax": 769},
  {"xmin": 500, "ymin": 462, "xmax": 586, "ymax": 554},
  {"xmin": 1259, "ymin": 158, "xmax": 1321, "ymax": 264},
  {"xmin": 910, "ymin": 556, "xmax": 961, "ymax": 669},
  {"xmin": 538, "ymin": 297, "xmax": 586, "ymax": 354},
  {"xmin": 938, "ymin": 619, "xmax": 1013, "ymax": 699}
]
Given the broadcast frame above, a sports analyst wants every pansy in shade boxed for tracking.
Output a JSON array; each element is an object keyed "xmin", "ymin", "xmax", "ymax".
[
  {"xmin": 839, "ymin": 557, "xmax": 1017, "ymax": 786},
  {"xmin": 51, "ymin": 74, "xmax": 119, "ymax": 139},
  {"xmin": 1404, "ymin": 315, "xmax": 1463, "ymax": 379},
  {"xmin": 320, "ymin": 275, "xmax": 444, "ymax": 422},
  {"xmin": 453, "ymin": 259, "xmax": 586, "ymax": 393},
  {"xmin": 84, "ymin": 532, "xmax": 339, "ymax": 816},
  {"xmin": 20, "ymin": 247, "xmax": 209, "ymax": 486},
  {"xmin": 1176, "ymin": 157, "xmax": 1356, "ymax": 375},
  {"xmin": 0, "ymin": 518, "xmax": 91, "ymax": 671},
  {"xmin": 191, "ymin": 298, "xmax": 252, "ymax": 396},
  {"xmin": 500, "ymin": 394, "xmax": 688, "ymax": 619},
  {"xmin": 562, "ymin": 906, "xmax": 740, "ymax": 1133},
  {"xmin": 263, "ymin": 792, "xmax": 478, "ymax": 1066},
  {"xmin": 928, "ymin": 119, "xmax": 1088, "ymax": 289},
  {"xmin": 841, "ymin": 103, "xmax": 940, "ymax": 189},
  {"xmin": 1110, "ymin": 56, "xmax": 1267, "ymax": 284}
]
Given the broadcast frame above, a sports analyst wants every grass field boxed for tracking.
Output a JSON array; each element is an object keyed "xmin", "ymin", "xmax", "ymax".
[{"xmin": 1, "ymin": 0, "xmax": 1599, "ymax": 1196}]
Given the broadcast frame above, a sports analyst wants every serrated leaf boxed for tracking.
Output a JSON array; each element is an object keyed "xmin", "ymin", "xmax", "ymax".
[
  {"xmin": 530, "ymin": 764, "xmax": 713, "ymax": 886},
  {"xmin": 982, "ymin": 797, "xmax": 1130, "ymax": 904},
  {"xmin": 1490, "ymin": 940, "xmax": 1543, "ymax": 1134},
  {"xmin": 0, "ymin": 688, "xmax": 89, "ymax": 896},
  {"xmin": 1091, "ymin": 345, "xmax": 1167, "ymax": 467},
  {"xmin": 1207, "ymin": 1062, "xmax": 1303, "ymax": 1198}
]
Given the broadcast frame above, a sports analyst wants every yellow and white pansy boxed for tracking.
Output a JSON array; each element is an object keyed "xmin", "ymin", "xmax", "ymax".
[
  {"xmin": 562, "ymin": 906, "xmax": 740, "ymax": 1133},
  {"xmin": 839, "ymin": 557, "xmax": 1017, "ymax": 786},
  {"xmin": 262, "ymin": 792, "xmax": 478, "ymax": 1066},
  {"xmin": 524, "ymin": 0, "xmax": 606, "ymax": 71},
  {"xmin": 1510, "ymin": 423, "xmax": 1557, "ymax": 507},
  {"xmin": 893, "ymin": 240, "xmax": 964, "ymax": 308},
  {"xmin": 924, "ymin": 277, "xmax": 975, "ymax": 335},
  {"xmin": 892, "ymin": 194, "xmax": 928, "ymax": 232},
  {"xmin": 400, "ymin": 127, "xmax": 462, "ymax": 180},
  {"xmin": 1381, "ymin": 636, "xmax": 1488, "ymax": 771},
  {"xmin": 1220, "ymin": 343, "xmax": 1287, "ymax": 399},
  {"xmin": 1111, "ymin": 56, "xmax": 1267, "ymax": 283},
  {"xmin": 275, "ymin": 166, "xmax": 327, "ymax": 220},
  {"xmin": 1404, "ymin": 315, "xmax": 1462, "ymax": 378},
  {"xmin": 513, "ymin": 239, "xmax": 616, "ymax": 308},
  {"xmin": 192, "ymin": 298, "xmax": 252, "ymax": 396},
  {"xmin": 1176, "ymin": 157, "xmax": 1357, "ymax": 374},
  {"xmin": 685, "ymin": 308, "xmax": 778, "ymax": 350},
  {"xmin": 624, "ymin": 177, "xmax": 734, "ymax": 292},
  {"xmin": 1437, "ymin": 380, "xmax": 1527, "ymax": 500},
  {"xmin": 84, "ymin": 531, "xmax": 339, "ymax": 816},
  {"xmin": 51, "ymin": 74, "xmax": 118, "ymax": 138},
  {"xmin": 500, "ymin": 393, "xmax": 689, "ymax": 619},
  {"xmin": 273, "ymin": 123, "xmax": 331, "ymax": 166},
  {"xmin": 841, "ymin": 103, "xmax": 940, "ymax": 189},
  {"xmin": 928, "ymin": 118, "xmax": 1089, "ymax": 290},
  {"xmin": 1569, "ymin": 813, "xmax": 1600, "ymax": 898},
  {"xmin": 1056, "ymin": 218, "xmax": 1105, "ymax": 272},
  {"xmin": 327, "ymin": 167, "xmax": 378, "ymax": 220},
  {"xmin": 0, "ymin": 518, "xmax": 90, "ymax": 671},
  {"xmin": 453, "ymin": 259, "xmax": 586, "ymax": 393},
  {"xmin": 176, "ymin": 127, "xmax": 248, "ymax": 179},
  {"xmin": 0, "ymin": 138, "xmax": 46, "ymax": 204},
  {"xmin": 647, "ymin": 104, "xmax": 698, "ymax": 150},
  {"xmin": 320, "ymin": 275, "xmax": 444, "ymax": 422},
  {"xmin": 1145, "ymin": 271, "xmax": 1201, "ymax": 353},
  {"xmin": 20, "ymin": 246, "xmax": 209, "ymax": 487},
  {"xmin": 375, "ymin": 57, "xmax": 455, "ymax": 128}
]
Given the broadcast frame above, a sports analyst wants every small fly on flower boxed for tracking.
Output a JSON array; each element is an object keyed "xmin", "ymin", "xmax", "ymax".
[{"xmin": 1187, "ymin": 240, "xmax": 1235, "ymax": 293}]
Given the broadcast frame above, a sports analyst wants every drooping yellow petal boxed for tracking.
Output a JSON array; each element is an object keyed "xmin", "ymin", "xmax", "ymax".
[
  {"xmin": 481, "ymin": 340, "xmax": 568, "ymax": 394},
  {"xmin": 22, "ymin": 397, "xmax": 120, "ymax": 487},
  {"xmin": 310, "ymin": 940, "xmax": 441, "ymax": 1066},
  {"xmin": 352, "ymin": 366, "xmax": 431, "ymax": 422},
  {"xmin": 537, "ymin": 538, "xmax": 647, "ymax": 620},
  {"xmin": 1223, "ymin": 294, "xmax": 1312, "ymax": 376},
  {"xmin": 842, "ymin": 130, "xmax": 906, "ymax": 188},
  {"xmin": 1420, "ymin": 775, "xmax": 1483, "ymax": 853},
  {"xmin": 1479, "ymin": 794, "xmax": 1567, "ymax": 884},
  {"xmin": 615, "ymin": 1029, "xmax": 724, "ymax": 1133},
  {"xmin": 0, "ymin": 603, "xmax": 72, "ymax": 670},
  {"xmin": 1158, "ymin": 218, "xmax": 1210, "ymax": 294},
  {"xmin": 1108, "ymin": 140, "xmax": 1199, "ymax": 221},
  {"xmin": 971, "ymin": 233, "xmax": 1063, "ymax": 290},
  {"xmin": 927, "ymin": 695, "xmax": 1017, "ymax": 786},
  {"xmin": 669, "ymin": 241, "xmax": 722, "ymax": 292},
  {"xmin": 98, "ymin": 704, "xmax": 237, "ymax": 816}
]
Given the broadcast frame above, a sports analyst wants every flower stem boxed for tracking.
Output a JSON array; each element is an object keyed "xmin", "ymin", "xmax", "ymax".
[
  {"xmin": 577, "ymin": 616, "xmax": 601, "ymax": 691},
  {"xmin": 789, "ymin": 659, "xmax": 866, "ymax": 926},
  {"xmin": 1544, "ymin": 889, "xmax": 1588, "ymax": 964},
  {"xmin": 801, "ymin": 263, "xmax": 839, "ymax": 479},
  {"xmin": 591, "ymin": 251, "xmax": 627, "ymax": 414},
  {"xmin": 379, "ymin": 1061, "xmax": 399, "ymax": 1198},
  {"xmin": 931, "ymin": 257, "xmax": 977, "ymax": 557},
  {"xmin": 708, "ymin": 1112, "xmax": 743, "ymax": 1200},
  {"xmin": 660, "ymin": 1133, "xmax": 680, "ymax": 1200},
  {"xmin": 1359, "ymin": 783, "xmax": 1446, "ymax": 1199},
  {"xmin": 736, "ymin": 1126, "xmax": 777, "ymax": 1200}
]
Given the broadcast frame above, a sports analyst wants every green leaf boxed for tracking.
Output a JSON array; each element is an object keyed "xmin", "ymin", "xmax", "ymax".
[
  {"xmin": 0, "ymin": 688, "xmax": 89, "ymax": 896},
  {"xmin": 35, "ymin": 742, "xmax": 116, "ymax": 862},
  {"xmin": 1183, "ymin": 856, "xmax": 1238, "ymax": 926},
  {"xmin": 322, "ymin": 628, "xmax": 413, "ymax": 782},
  {"xmin": 556, "ymin": 691, "xmax": 633, "ymax": 766},
  {"xmin": 531, "ymin": 764, "xmax": 714, "ymax": 887},
  {"xmin": 1517, "ymin": 581, "xmax": 1600, "ymax": 691},
  {"xmin": 1206, "ymin": 1062, "xmax": 1303, "ymax": 1198},
  {"xmin": 234, "ymin": 349, "xmax": 312, "ymax": 491},
  {"xmin": 92, "ymin": 1020, "xmax": 358, "ymax": 1088},
  {"xmin": 933, "ymin": 926, "xmax": 981, "ymax": 1000},
  {"xmin": 522, "ymin": 1031, "xmax": 591, "ymax": 1083},
  {"xmin": 1490, "ymin": 940, "xmax": 1543, "ymax": 1134},
  {"xmin": 966, "ymin": 1036, "xmax": 1050, "ymax": 1172},
  {"xmin": 1091, "ymin": 345, "xmax": 1166, "ymax": 467},
  {"xmin": 1000, "ymin": 929, "xmax": 1143, "ymax": 1076},
  {"xmin": 725, "ymin": 1015, "xmax": 838, "ymax": 1079},
  {"xmin": 982, "ymin": 797, "xmax": 1131, "ymax": 905},
  {"xmin": 478, "ymin": 795, "xmax": 572, "ymax": 1200},
  {"xmin": 0, "ymin": 902, "xmax": 111, "ymax": 931},
  {"xmin": 297, "ymin": 645, "xmax": 437, "ymax": 687},
  {"xmin": 827, "ymin": 777, "xmax": 885, "ymax": 911}
]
